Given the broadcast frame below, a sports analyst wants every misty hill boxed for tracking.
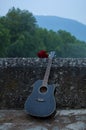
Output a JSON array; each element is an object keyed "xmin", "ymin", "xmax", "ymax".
[{"xmin": 35, "ymin": 15, "xmax": 86, "ymax": 42}]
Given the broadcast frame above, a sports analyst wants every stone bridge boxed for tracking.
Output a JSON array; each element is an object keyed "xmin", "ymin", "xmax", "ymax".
[{"xmin": 0, "ymin": 58, "xmax": 86, "ymax": 130}]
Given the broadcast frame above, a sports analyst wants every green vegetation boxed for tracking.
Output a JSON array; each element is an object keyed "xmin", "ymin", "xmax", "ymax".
[{"xmin": 0, "ymin": 7, "xmax": 86, "ymax": 58}]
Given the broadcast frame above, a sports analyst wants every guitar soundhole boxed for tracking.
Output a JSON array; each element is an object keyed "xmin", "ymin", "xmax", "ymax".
[{"xmin": 40, "ymin": 86, "xmax": 47, "ymax": 93}]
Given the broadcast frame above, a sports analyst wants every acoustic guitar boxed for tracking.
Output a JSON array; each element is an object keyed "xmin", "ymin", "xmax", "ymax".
[{"xmin": 24, "ymin": 51, "xmax": 56, "ymax": 117}]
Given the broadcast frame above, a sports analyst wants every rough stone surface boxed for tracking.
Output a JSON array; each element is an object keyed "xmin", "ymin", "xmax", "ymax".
[
  {"xmin": 0, "ymin": 110, "xmax": 86, "ymax": 130},
  {"xmin": 0, "ymin": 58, "xmax": 86, "ymax": 109}
]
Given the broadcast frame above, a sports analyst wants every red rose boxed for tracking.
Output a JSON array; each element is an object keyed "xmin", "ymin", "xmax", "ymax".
[{"xmin": 37, "ymin": 50, "xmax": 48, "ymax": 58}]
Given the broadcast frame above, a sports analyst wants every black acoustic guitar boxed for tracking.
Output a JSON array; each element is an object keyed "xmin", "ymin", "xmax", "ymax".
[{"xmin": 24, "ymin": 51, "xmax": 56, "ymax": 117}]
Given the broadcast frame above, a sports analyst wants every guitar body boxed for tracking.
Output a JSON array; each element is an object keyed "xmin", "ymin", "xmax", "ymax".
[{"xmin": 24, "ymin": 80, "xmax": 56, "ymax": 117}]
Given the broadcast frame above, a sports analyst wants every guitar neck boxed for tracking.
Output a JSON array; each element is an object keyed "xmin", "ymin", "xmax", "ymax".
[{"xmin": 42, "ymin": 58, "xmax": 53, "ymax": 87}]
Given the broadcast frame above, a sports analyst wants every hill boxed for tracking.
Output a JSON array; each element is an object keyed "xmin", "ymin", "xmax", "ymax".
[{"xmin": 35, "ymin": 15, "xmax": 86, "ymax": 42}]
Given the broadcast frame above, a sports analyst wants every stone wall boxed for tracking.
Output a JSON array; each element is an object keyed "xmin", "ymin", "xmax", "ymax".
[{"xmin": 0, "ymin": 58, "xmax": 86, "ymax": 109}]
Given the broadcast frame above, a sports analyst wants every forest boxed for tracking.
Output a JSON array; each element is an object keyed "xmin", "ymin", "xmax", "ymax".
[{"xmin": 0, "ymin": 7, "xmax": 86, "ymax": 58}]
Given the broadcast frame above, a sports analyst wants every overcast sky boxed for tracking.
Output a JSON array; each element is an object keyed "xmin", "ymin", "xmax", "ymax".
[{"xmin": 0, "ymin": 0, "xmax": 86, "ymax": 25}]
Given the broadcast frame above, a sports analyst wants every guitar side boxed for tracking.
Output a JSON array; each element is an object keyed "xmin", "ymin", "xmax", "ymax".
[{"xmin": 24, "ymin": 80, "xmax": 56, "ymax": 117}]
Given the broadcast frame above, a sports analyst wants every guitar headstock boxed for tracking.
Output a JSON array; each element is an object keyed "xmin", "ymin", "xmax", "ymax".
[{"xmin": 49, "ymin": 51, "xmax": 56, "ymax": 59}]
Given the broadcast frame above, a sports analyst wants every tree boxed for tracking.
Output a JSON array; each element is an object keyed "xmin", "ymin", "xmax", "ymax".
[
  {"xmin": 0, "ymin": 23, "xmax": 10, "ymax": 57},
  {"xmin": 3, "ymin": 7, "xmax": 37, "ymax": 43},
  {"xmin": 0, "ymin": 7, "xmax": 86, "ymax": 58}
]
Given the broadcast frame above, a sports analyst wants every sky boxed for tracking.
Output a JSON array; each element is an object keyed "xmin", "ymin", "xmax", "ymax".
[{"xmin": 0, "ymin": 0, "xmax": 86, "ymax": 25}]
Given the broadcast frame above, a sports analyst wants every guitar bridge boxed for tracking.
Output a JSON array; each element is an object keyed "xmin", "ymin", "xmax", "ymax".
[{"xmin": 36, "ymin": 98, "xmax": 45, "ymax": 102}]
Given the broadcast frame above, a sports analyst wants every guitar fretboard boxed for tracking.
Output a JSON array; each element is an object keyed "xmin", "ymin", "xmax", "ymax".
[{"xmin": 42, "ymin": 58, "xmax": 53, "ymax": 87}]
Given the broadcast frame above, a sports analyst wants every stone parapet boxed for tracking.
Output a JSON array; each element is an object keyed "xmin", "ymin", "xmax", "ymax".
[{"xmin": 0, "ymin": 58, "xmax": 86, "ymax": 109}]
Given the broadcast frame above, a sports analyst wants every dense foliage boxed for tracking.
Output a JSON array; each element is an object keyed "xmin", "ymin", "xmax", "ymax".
[{"xmin": 0, "ymin": 7, "xmax": 86, "ymax": 57}]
